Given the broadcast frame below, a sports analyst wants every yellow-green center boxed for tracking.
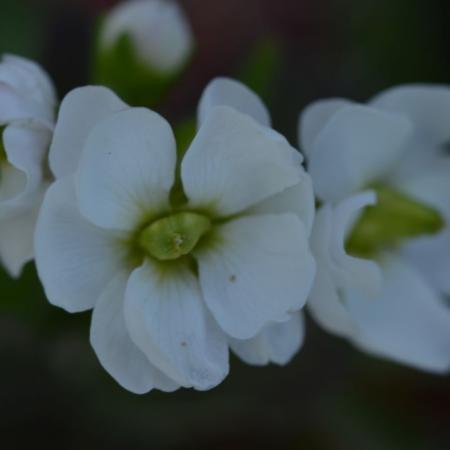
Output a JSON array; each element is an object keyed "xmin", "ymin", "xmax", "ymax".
[
  {"xmin": 138, "ymin": 211, "xmax": 211, "ymax": 261},
  {"xmin": 346, "ymin": 185, "xmax": 445, "ymax": 258}
]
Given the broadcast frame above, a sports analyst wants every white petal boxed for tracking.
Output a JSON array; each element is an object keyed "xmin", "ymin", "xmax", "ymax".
[
  {"xmin": 198, "ymin": 77, "xmax": 271, "ymax": 127},
  {"xmin": 77, "ymin": 108, "xmax": 176, "ymax": 231},
  {"xmin": 0, "ymin": 206, "xmax": 39, "ymax": 278},
  {"xmin": 0, "ymin": 54, "xmax": 57, "ymax": 110},
  {"xmin": 346, "ymin": 255, "xmax": 450, "ymax": 373},
  {"xmin": 308, "ymin": 193, "xmax": 383, "ymax": 337},
  {"xmin": 249, "ymin": 171, "xmax": 315, "ymax": 236},
  {"xmin": 195, "ymin": 214, "xmax": 315, "ymax": 340},
  {"xmin": 50, "ymin": 86, "xmax": 128, "ymax": 178},
  {"xmin": 35, "ymin": 177, "xmax": 126, "ymax": 312},
  {"xmin": 0, "ymin": 124, "xmax": 50, "ymax": 217},
  {"xmin": 230, "ymin": 313, "xmax": 304, "ymax": 366},
  {"xmin": 298, "ymin": 98, "xmax": 351, "ymax": 157},
  {"xmin": 101, "ymin": 0, "xmax": 193, "ymax": 73},
  {"xmin": 371, "ymin": 84, "xmax": 450, "ymax": 146},
  {"xmin": 401, "ymin": 229, "xmax": 450, "ymax": 297},
  {"xmin": 124, "ymin": 260, "xmax": 229, "ymax": 390},
  {"xmin": 392, "ymin": 159, "xmax": 450, "ymax": 220},
  {"xmin": 309, "ymin": 105, "xmax": 413, "ymax": 202},
  {"xmin": 0, "ymin": 82, "xmax": 53, "ymax": 127},
  {"xmin": 182, "ymin": 106, "xmax": 302, "ymax": 216},
  {"xmin": 90, "ymin": 273, "xmax": 179, "ymax": 394}
]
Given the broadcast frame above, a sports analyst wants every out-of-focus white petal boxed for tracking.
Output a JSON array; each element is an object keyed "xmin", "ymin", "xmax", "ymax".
[
  {"xmin": 401, "ymin": 230, "xmax": 450, "ymax": 297},
  {"xmin": 308, "ymin": 193, "xmax": 382, "ymax": 337},
  {"xmin": 0, "ymin": 205, "xmax": 39, "ymax": 277},
  {"xmin": 101, "ymin": 0, "xmax": 193, "ymax": 73},
  {"xmin": 49, "ymin": 86, "xmax": 128, "ymax": 178},
  {"xmin": 0, "ymin": 83, "xmax": 53, "ymax": 127},
  {"xmin": 182, "ymin": 106, "xmax": 302, "ymax": 216},
  {"xmin": 298, "ymin": 98, "xmax": 351, "ymax": 157},
  {"xmin": 0, "ymin": 54, "xmax": 56, "ymax": 110},
  {"xmin": 77, "ymin": 108, "xmax": 176, "ymax": 231},
  {"xmin": 195, "ymin": 214, "xmax": 315, "ymax": 340},
  {"xmin": 124, "ymin": 260, "xmax": 229, "ymax": 390},
  {"xmin": 249, "ymin": 171, "xmax": 315, "ymax": 236},
  {"xmin": 230, "ymin": 313, "xmax": 304, "ymax": 366},
  {"xmin": 198, "ymin": 77, "xmax": 271, "ymax": 127},
  {"xmin": 90, "ymin": 273, "xmax": 179, "ymax": 394},
  {"xmin": 347, "ymin": 255, "xmax": 450, "ymax": 373},
  {"xmin": 35, "ymin": 177, "xmax": 126, "ymax": 312},
  {"xmin": 308, "ymin": 105, "xmax": 413, "ymax": 202},
  {"xmin": 371, "ymin": 84, "xmax": 450, "ymax": 146},
  {"xmin": 0, "ymin": 124, "xmax": 50, "ymax": 218}
]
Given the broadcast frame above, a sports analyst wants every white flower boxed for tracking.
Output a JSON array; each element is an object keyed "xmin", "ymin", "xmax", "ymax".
[
  {"xmin": 35, "ymin": 81, "xmax": 316, "ymax": 393},
  {"xmin": 0, "ymin": 54, "xmax": 56, "ymax": 276},
  {"xmin": 100, "ymin": 0, "xmax": 194, "ymax": 74},
  {"xmin": 300, "ymin": 85, "xmax": 450, "ymax": 372}
]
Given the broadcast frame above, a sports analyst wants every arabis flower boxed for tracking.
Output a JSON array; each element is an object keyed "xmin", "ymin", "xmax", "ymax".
[
  {"xmin": 0, "ymin": 54, "xmax": 56, "ymax": 276},
  {"xmin": 300, "ymin": 85, "xmax": 450, "ymax": 372},
  {"xmin": 35, "ymin": 81, "xmax": 316, "ymax": 393}
]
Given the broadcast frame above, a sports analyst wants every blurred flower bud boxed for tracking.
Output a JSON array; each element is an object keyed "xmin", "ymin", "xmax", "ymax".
[{"xmin": 93, "ymin": 0, "xmax": 194, "ymax": 106}]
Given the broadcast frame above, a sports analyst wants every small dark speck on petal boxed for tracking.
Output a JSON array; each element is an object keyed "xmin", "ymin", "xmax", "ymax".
[
  {"xmin": 180, "ymin": 341, "xmax": 187, "ymax": 347},
  {"xmin": 229, "ymin": 275, "xmax": 236, "ymax": 283}
]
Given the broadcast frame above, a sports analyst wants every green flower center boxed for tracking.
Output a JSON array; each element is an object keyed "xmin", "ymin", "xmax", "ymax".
[
  {"xmin": 346, "ymin": 185, "xmax": 445, "ymax": 258},
  {"xmin": 138, "ymin": 211, "xmax": 211, "ymax": 261}
]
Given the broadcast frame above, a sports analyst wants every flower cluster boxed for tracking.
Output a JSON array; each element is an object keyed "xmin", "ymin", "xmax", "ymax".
[{"xmin": 1, "ymin": 0, "xmax": 450, "ymax": 394}]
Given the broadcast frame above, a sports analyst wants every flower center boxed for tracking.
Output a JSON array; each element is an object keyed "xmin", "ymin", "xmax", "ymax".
[
  {"xmin": 138, "ymin": 211, "xmax": 211, "ymax": 261},
  {"xmin": 346, "ymin": 185, "xmax": 445, "ymax": 258}
]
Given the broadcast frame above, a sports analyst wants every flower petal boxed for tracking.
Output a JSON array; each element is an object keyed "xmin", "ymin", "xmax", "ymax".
[
  {"xmin": 298, "ymin": 98, "xmax": 351, "ymax": 157},
  {"xmin": 90, "ymin": 273, "xmax": 179, "ymax": 394},
  {"xmin": 0, "ymin": 206, "xmax": 39, "ymax": 277},
  {"xmin": 198, "ymin": 77, "xmax": 271, "ymax": 127},
  {"xmin": 371, "ymin": 84, "xmax": 450, "ymax": 146},
  {"xmin": 35, "ymin": 177, "xmax": 126, "ymax": 312},
  {"xmin": 346, "ymin": 255, "xmax": 450, "ymax": 373},
  {"xmin": 248, "ymin": 171, "xmax": 315, "ymax": 236},
  {"xmin": 195, "ymin": 214, "xmax": 315, "ymax": 340},
  {"xmin": 230, "ymin": 313, "xmax": 304, "ymax": 366},
  {"xmin": 0, "ymin": 54, "xmax": 56, "ymax": 110},
  {"xmin": 308, "ymin": 193, "xmax": 383, "ymax": 337},
  {"xmin": 77, "ymin": 108, "xmax": 176, "ymax": 231},
  {"xmin": 182, "ymin": 106, "xmax": 302, "ymax": 216},
  {"xmin": 0, "ymin": 82, "xmax": 53, "ymax": 127},
  {"xmin": 50, "ymin": 86, "xmax": 128, "ymax": 178},
  {"xmin": 0, "ymin": 124, "xmax": 50, "ymax": 217},
  {"xmin": 124, "ymin": 260, "xmax": 229, "ymax": 390},
  {"xmin": 308, "ymin": 105, "xmax": 413, "ymax": 202},
  {"xmin": 401, "ymin": 229, "xmax": 450, "ymax": 297}
]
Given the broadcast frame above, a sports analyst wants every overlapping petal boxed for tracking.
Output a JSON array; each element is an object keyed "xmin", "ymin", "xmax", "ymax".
[
  {"xmin": 230, "ymin": 313, "xmax": 304, "ymax": 366},
  {"xmin": 49, "ymin": 86, "xmax": 128, "ymax": 178},
  {"xmin": 198, "ymin": 77, "xmax": 271, "ymax": 127},
  {"xmin": 308, "ymin": 105, "xmax": 413, "ymax": 202},
  {"xmin": 124, "ymin": 260, "xmax": 229, "ymax": 389},
  {"xmin": 195, "ymin": 214, "xmax": 315, "ymax": 340},
  {"xmin": 90, "ymin": 273, "xmax": 179, "ymax": 394},
  {"xmin": 182, "ymin": 106, "xmax": 302, "ymax": 216},
  {"xmin": 77, "ymin": 108, "xmax": 176, "ymax": 231},
  {"xmin": 35, "ymin": 177, "xmax": 126, "ymax": 312},
  {"xmin": 347, "ymin": 255, "xmax": 450, "ymax": 373}
]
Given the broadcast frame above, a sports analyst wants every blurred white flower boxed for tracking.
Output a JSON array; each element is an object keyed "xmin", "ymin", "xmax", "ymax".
[
  {"xmin": 35, "ymin": 81, "xmax": 316, "ymax": 393},
  {"xmin": 300, "ymin": 85, "xmax": 450, "ymax": 372},
  {"xmin": 100, "ymin": 0, "xmax": 193, "ymax": 74},
  {"xmin": 0, "ymin": 54, "xmax": 56, "ymax": 277},
  {"xmin": 199, "ymin": 77, "xmax": 315, "ymax": 366}
]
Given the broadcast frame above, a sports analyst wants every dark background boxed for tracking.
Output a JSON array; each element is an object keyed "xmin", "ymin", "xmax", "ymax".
[{"xmin": 1, "ymin": 1, "xmax": 450, "ymax": 448}]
